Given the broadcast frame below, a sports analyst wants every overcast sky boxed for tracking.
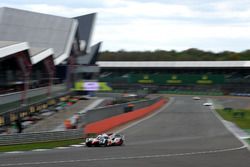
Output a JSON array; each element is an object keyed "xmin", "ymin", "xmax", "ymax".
[{"xmin": 1, "ymin": 0, "xmax": 250, "ymax": 52}]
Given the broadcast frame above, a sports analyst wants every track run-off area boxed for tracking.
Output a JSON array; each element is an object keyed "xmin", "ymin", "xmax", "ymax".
[{"xmin": 0, "ymin": 96, "xmax": 249, "ymax": 167}]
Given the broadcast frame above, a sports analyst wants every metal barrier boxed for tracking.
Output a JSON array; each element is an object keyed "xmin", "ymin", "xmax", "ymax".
[
  {"xmin": 0, "ymin": 84, "xmax": 67, "ymax": 105},
  {"xmin": 0, "ymin": 91, "xmax": 72, "ymax": 126},
  {"xmin": 0, "ymin": 129, "xmax": 83, "ymax": 146}
]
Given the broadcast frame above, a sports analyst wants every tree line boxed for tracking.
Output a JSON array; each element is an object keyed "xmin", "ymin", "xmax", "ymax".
[{"xmin": 98, "ymin": 48, "xmax": 250, "ymax": 61}]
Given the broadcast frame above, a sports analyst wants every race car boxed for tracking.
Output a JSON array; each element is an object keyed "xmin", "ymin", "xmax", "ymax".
[
  {"xmin": 192, "ymin": 96, "xmax": 201, "ymax": 100},
  {"xmin": 85, "ymin": 133, "xmax": 124, "ymax": 147}
]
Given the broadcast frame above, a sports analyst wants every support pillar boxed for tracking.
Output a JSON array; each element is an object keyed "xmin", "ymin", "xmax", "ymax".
[
  {"xmin": 43, "ymin": 56, "xmax": 55, "ymax": 97},
  {"xmin": 15, "ymin": 52, "xmax": 32, "ymax": 106}
]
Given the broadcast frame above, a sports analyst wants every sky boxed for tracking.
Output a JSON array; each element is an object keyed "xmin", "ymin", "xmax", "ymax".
[{"xmin": 1, "ymin": 0, "xmax": 250, "ymax": 52}]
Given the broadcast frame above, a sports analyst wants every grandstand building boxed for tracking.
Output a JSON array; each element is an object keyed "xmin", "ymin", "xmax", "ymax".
[
  {"xmin": 0, "ymin": 7, "xmax": 101, "ymax": 126},
  {"xmin": 97, "ymin": 61, "xmax": 250, "ymax": 95}
]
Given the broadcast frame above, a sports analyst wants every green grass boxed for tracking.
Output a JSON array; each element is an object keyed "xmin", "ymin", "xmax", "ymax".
[
  {"xmin": 216, "ymin": 109, "xmax": 250, "ymax": 129},
  {"xmin": 246, "ymin": 139, "xmax": 250, "ymax": 144},
  {"xmin": 0, "ymin": 138, "xmax": 84, "ymax": 152}
]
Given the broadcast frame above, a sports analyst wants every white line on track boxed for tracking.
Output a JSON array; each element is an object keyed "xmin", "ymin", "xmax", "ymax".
[
  {"xmin": 70, "ymin": 144, "xmax": 84, "ymax": 147},
  {"xmin": 55, "ymin": 147, "xmax": 69, "ymax": 149},
  {"xmin": 4, "ymin": 151, "xmax": 24, "ymax": 154},
  {"xmin": 0, "ymin": 146, "xmax": 246, "ymax": 166},
  {"xmin": 32, "ymin": 149, "xmax": 51, "ymax": 152}
]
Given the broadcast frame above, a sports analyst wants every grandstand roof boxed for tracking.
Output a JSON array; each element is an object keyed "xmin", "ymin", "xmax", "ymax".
[
  {"xmin": 97, "ymin": 61, "xmax": 250, "ymax": 68},
  {"xmin": 0, "ymin": 7, "xmax": 78, "ymax": 65},
  {"xmin": 30, "ymin": 48, "xmax": 54, "ymax": 64},
  {"xmin": 77, "ymin": 42, "xmax": 102, "ymax": 65},
  {"xmin": 75, "ymin": 13, "xmax": 96, "ymax": 53},
  {"xmin": 0, "ymin": 41, "xmax": 29, "ymax": 59},
  {"xmin": 0, "ymin": 41, "xmax": 20, "ymax": 48},
  {"xmin": 0, "ymin": 7, "xmax": 100, "ymax": 68}
]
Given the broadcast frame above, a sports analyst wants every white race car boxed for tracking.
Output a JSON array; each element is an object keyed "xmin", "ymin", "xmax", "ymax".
[
  {"xmin": 85, "ymin": 133, "xmax": 124, "ymax": 147},
  {"xmin": 203, "ymin": 102, "xmax": 212, "ymax": 106},
  {"xmin": 192, "ymin": 96, "xmax": 201, "ymax": 100}
]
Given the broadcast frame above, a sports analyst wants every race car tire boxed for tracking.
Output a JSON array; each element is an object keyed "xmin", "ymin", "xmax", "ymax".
[
  {"xmin": 120, "ymin": 139, "xmax": 124, "ymax": 145},
  {"xmin": 116, "ymin": 139, "xmax": 123, "ymax": 146},
  {"xmin": 104, "ymin": 140, "xmax": 108, "ymax": 147},
  {"xmin": 86, "ymin": 142, "xmax": 92, "ymax": 147}
]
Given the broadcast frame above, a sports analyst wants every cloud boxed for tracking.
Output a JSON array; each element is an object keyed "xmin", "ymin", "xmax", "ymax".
[
  {"xmin": 1, "ymin": 0, "xmax": 250, "ymax": 52},
  {"xmin": 95, "ymin": 18, "xmax": 250, "ymax": 51}
]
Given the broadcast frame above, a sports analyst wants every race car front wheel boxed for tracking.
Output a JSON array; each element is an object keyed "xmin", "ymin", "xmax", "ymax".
[{"xmin": 86, "ymin": 142, "xmax": 92, "ymax": 147}]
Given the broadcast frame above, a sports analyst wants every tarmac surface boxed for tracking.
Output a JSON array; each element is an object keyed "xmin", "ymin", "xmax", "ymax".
[{"xmin": 0, "ymin": 96, "xmax": 250, "ymax": 167}]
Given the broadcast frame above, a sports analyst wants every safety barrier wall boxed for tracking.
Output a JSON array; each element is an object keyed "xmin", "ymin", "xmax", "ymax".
[
  {"xmin": 0, "ymin": 129, "xmax": 83, "ymax": 146},
  {"xmin": 85, "ymin": 99, "xmax": 166, "ymax": 134},
  {"xmin": 83, "ymin": 96, "xmax": 161, "ymax": 125},
  {"xmin": 0, "ymin": 84, "xmax": 67, "ymax": 105}
]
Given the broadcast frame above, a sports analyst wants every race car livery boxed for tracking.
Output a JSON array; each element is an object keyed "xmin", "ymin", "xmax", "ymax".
[{"xmin": 85, "ymin": 133, "xmax": 124, "ymax": 147}]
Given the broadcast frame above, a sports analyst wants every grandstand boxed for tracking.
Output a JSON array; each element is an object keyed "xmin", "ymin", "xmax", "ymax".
[
  {"xmin": 97, "ymin": 61, "xmax": 250, "ymax": 95},
  {"xmin": 0, "ymin": 7, "xmax": 101, "ymax": 126}
]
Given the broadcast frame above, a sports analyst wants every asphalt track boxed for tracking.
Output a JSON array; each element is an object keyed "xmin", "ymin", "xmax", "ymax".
[{"xmin": 0, "ymin": 96, "xmax": 249, "ymax": 167}]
